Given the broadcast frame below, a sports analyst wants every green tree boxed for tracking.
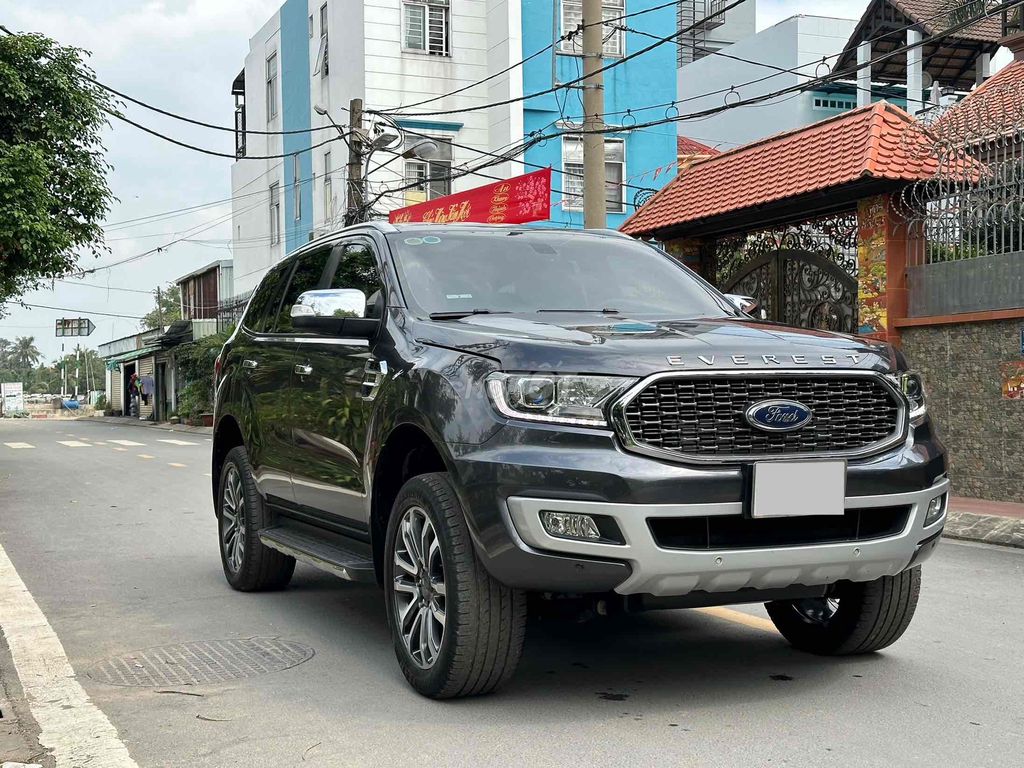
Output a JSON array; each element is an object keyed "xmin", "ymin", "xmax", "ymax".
[
  {"xmin": 0, "ymin": 30, "xmax": 115, "ymax": 313},
  {"xmin": 10, "ymin": 336, "xmax": 40, "ymax": 370},
  {"xmin": 141, "ymin": 283, "xmax": 182, "ymax": 329}
]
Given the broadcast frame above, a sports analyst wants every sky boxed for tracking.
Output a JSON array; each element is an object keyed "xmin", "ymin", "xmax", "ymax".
[{"xmin": 0, "ymin": 0, "xmax": 1013, "ymax": 362}]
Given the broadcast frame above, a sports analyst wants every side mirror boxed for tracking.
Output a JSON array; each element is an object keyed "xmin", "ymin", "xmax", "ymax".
[
  {"xmin": 724, "ymin": 293, "xmax": 766, "ymax": 320},
  {"xmin": 291, "ymin": 289, "xmax": 381, "ymax": 338}
]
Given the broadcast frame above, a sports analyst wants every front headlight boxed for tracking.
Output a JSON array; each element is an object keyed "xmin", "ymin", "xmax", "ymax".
[
  {"xmin": 891, "ymin": 371, "xmax": 927, "ymax": 422},
  {"xmin": 485, "ymin": 373, "xmax": 635, "ymax": 427}
]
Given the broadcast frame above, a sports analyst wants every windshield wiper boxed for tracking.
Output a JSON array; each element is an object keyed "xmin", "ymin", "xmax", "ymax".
[
  {"xmin": 536, "ymin": 308, "xmax": 620, "ymax": 314},
  {"xmin": 428, "ymin": 309, "xmax": 511, "ymax": 320}
]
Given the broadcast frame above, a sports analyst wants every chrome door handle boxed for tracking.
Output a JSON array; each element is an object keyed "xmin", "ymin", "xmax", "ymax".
[
  {"xmin": 294, "ymin": 364, "xmax": 313, "ymax": 376},
  {"xmin": 242, "ymin": 359, "xmax": 258, "ymax": 370}
]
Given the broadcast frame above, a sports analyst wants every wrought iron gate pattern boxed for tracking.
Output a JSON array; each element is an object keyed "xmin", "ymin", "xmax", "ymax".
[{"xmin": 709, "ymin": 212, "xmax": 859, "ymax": 332}]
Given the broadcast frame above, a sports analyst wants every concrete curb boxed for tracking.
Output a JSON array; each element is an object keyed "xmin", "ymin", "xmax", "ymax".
[
  {"xmin": 80, "ymin": 415, "xmax": 213, "ymax": 436},
  {"xmin": 944, "ymin": 509, "xmax": 1023, "ymax": 548}
]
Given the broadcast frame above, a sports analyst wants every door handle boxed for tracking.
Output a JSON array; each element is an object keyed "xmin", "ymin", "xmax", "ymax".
[
  {"xmin": 242, "ymin": 359, "xmax": 259, "ymax": 370},
  {"xmin": 294, "ymin": 364, "xmax": 313, "ymax": 376}
]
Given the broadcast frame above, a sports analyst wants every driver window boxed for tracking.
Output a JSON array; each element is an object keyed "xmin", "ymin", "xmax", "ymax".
[
  {"xmin": 328, "ymin": 241, "xmax": 384, "ymax": 319},
  {"xmin": 274, "ymin": 246, "xmax": 333, "ymax": 333}
]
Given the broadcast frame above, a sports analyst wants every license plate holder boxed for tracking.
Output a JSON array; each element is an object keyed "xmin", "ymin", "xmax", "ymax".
[{"xmin": 751, "ymin": 460, "xmax": 847, "ymax": 518}]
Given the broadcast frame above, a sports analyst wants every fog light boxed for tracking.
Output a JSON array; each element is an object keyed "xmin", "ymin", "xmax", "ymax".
[
  {"xmin": 540, "ymin": 511, "xmax": 601, "ymax": 540},
  {"xmin": 924, "ymin": 493, "xmax": 947, "ymax": 526}
]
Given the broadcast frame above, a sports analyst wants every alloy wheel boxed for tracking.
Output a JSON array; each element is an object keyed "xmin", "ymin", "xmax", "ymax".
[
  {"xmin": 221, "ymin": 464, "xmax": 246, "ymax": 573},
  {"xmin": 392, "ymin": 505, "xmax": 446, "ymax": 669}
]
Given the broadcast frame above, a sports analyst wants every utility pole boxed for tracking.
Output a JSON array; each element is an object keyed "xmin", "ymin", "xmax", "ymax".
[
  {"xmin": 74, "ymin": 347, "xmax": 80, "ymax": 399},
  {"xmin": 156, "ymin": 286, "xmax": 164, "ymax": 328},
  {"xmin": 345, "ymin": 98, "xmax": 365, "ymax": 226},
  {"xmin": 581, "ymin": 0, "xmax": 607, "ymax": 229}
]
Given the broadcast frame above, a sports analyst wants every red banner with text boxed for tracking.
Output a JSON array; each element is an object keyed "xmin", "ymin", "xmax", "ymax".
[{"xmin": 388, "ymin": 167, "xmax": 551, "ymax": 225}]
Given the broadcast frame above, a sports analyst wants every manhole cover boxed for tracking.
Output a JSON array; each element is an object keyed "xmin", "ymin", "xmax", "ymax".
[{"xmin": 87, "ymin": 638, "xmax": 314, "ymax": 687}]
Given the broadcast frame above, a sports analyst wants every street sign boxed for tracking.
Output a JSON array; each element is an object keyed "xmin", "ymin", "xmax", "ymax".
[
  {"xmin": 56, "ymin": 318, "xmax": 96, "ymax": 337},
  {"xmin": 389, "ymin": 167, "xmax": 551, "ymax": 225}
]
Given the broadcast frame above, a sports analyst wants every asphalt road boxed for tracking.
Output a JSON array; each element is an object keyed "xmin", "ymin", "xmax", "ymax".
[{"xmin": 1, "ymin": 417, "xmax": 1021, "ymax": 768}]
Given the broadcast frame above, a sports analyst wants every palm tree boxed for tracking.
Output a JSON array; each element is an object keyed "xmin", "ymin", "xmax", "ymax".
[
  {"xmin": 11, "ymin": 336, "xmax": 41, "ymax": 370},
  {"xmin": 0, "ymin": 338, "xmax": 11, "ymax": 367}
]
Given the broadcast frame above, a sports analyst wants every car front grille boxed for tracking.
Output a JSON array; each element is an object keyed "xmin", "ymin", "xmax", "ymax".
[
  {"xmin": 618, "ymin": 373, "xmax": 903, "ymax": 460},
  {"xmin": 647, "ymin": 506, "xmax": 912, "ymax": 550}
]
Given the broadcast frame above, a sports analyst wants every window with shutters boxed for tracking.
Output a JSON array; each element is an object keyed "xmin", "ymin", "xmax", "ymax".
[
  {"xmin": 269, "ymin": 182, "xmax": 281, "ymax": 245},
  {"xmin": 265, "ymin": 52, "xmax": 278, "ymax": 120},
  {"xmin": 323, "ymin": 151, "xmax": 333, "ymax": 222},
  {"xmin": 403, "ymin": 0, "xmax": 450, "ymax": 56},
  {"xmin": 404, "ymin": 135, "xmax": 453, "ymax": 203},
  {"xmin": 319, "ymin": 3, "xmax": 329, "ymax": 76},
  {"xmin": 561, "ymin": 136, "xmax": 625, "ymax": 213},
  {"xmin": 560, "ymin": 0, "xmax": 625, "ymax": 57}
]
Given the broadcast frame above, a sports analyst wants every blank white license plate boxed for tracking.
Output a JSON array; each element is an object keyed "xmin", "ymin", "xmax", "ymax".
[{"xmin": 752, "ymin": 460, "xmax": 847, "ymax": 518}]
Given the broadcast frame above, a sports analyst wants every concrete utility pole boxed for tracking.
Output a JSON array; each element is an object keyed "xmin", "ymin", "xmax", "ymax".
[
  {"xmin": 345, "ymin": 98, "xmax": 365, "ymax": 226},
  {"xmin": 156, "ymin": 286, "xmax": 164, "ymax": 328},
  {"xmin": 581, "ymin": 0, "xmax": 607, "ymax": 229}
]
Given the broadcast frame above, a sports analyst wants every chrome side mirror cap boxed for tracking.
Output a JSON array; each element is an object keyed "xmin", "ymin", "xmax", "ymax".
[{"xmin": 290, "ymin": 289, "xmax": 380, "ymax": 338}]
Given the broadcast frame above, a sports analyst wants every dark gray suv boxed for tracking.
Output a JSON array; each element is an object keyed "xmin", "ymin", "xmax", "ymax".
[{"xmin": 212, "ymin": 222, "xmax": 947, "ymax": 698}]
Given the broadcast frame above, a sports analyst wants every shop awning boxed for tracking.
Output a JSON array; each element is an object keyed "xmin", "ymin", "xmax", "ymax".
[{"xmin": 104, "ymin": 346, "xmax": 161, "ymax": 370}]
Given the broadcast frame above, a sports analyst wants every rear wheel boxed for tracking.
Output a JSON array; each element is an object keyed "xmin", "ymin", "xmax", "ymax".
[
  {"xmin": 218, "ymin": 446, "xmax": 295, "ymax": 591},
  {"xmin": 765, "ymin": 567, "xmax": 921, "ymax": 655},
  {"xmin": 384, "ymin": 473, "xmax": 527, "ymax": 698}
]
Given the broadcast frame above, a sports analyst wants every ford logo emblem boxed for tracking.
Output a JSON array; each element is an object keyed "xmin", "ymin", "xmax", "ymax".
[{"xmin": 744, "ymin": 399, "xmax": 813, "ymax": 432}]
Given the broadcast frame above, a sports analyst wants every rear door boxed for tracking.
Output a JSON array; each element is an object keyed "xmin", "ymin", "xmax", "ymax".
[
  {"xmin": 231, "ymin": 259, "xmax": 297, "ymax": 504},
  {"xmin": 288, "ymin": 237, "xmax": 386, "ymax": 532}
]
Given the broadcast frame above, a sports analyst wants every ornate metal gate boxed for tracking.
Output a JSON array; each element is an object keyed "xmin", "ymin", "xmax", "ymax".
[{"xmin": 711, "ymin": 212, "xmax": 859, "ymax": 332}]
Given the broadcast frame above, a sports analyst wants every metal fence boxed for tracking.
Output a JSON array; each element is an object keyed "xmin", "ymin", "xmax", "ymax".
[
  {"xmin": 900, "ymin": 78, "xmax": 1024, "ymax": 316},
  {"xmin": 217, "ymin": 290, "xmax": 252, "ymax": 333}
]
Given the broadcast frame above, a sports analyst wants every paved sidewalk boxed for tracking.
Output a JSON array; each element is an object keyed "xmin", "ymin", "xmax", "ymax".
[
  {"xmin": 81, "ymin": 414, "xmax": 213, "ymax": 436},
  {"xmin": 946, "ymin": 496, "xmax": 1024, "ymax": 548}
]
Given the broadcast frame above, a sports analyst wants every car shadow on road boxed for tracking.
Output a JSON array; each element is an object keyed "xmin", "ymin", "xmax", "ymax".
[{"xmin": 266, "ymin": 566, "xmax": 891, "ymax": 714}]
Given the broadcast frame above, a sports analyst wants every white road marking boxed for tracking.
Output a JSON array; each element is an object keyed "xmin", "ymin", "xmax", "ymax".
[
  {"xmin": 167, "ymin": 462, "xmax": 187, "ymax": 468},
  {"xmin": 56, "ymin": 441, "xmax": 90, "ymax": 448},
  {"xmin": 0, "ymin": 539, "xmax": 140, "ymax": 767},
  {"xmin": 157, "ymin": 439, "xmax": 199, "ymax": 446},
  {"xmin": 111, "ymin": 447, "xmax": 127, "ymax": 452},
  {"xmin": 4, "ymin": 442, "xmax": 34, "ymax": 449},
  {"xmin": 92, "ymin": 441, "xmax": 107, "ymax": 445},
  {"xmin": 108, "ymin": 440, "xmax": 144, "ymax": 447},
  {"xmin": 137, "ymin": 454, "xmax": 154, "ymax": 460}
]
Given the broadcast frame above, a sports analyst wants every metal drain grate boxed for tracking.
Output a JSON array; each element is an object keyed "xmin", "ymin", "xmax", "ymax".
[{"xmin": 87, "ymin": 638, "xmax": 314, "ymax": 687}]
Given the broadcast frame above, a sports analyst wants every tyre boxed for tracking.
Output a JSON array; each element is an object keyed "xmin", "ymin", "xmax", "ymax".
[
  {"xmin": 383, "ymin": 472, "xmax": 527, "ymax": 698},
  {"xmin": 765, "ymin": 567, "xmax": 921, "ymax": 655},
  {"xmin": 217, "ymin": 445, "xmax": 295, "ymax": 591}
]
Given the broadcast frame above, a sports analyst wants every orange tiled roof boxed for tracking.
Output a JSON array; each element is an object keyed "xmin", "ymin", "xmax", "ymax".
[
  {"xmin": 890, "ymin": 0, "xmax": 1004, "ymax": 44},
  {"xmin": 676, "ymin": 136, "xmax": 720, "ymax": 156},
  {"xmin": 934, "ymin": 59, "xmax": 1024, "ymax": 135},
  {"xmin": 621, "ymin": 102, "xmax": 939, "ymax": 237}
]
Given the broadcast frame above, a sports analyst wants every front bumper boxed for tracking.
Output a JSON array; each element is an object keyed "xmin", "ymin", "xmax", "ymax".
[
  {"xmin": 451, "ymin": 416, "xmax": 947, "ymax": 596},
  {"xmin": 507, "ymin": 478, "xmax": 949, "ymax": 596}
]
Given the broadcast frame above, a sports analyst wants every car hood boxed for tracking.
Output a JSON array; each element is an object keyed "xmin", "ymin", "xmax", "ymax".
[{"xmin": 412, "ymin": 313, "xmax": 898, "ymax": 377}]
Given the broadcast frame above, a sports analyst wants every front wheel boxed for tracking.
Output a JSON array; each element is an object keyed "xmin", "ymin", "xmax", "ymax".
[
  {"xmin": 384, "ymin": 473, "xmax": 527, "ymax": 698},
  {"xmin": 765, "ymin": 567, "xmax": 921, "ymax": 655}
]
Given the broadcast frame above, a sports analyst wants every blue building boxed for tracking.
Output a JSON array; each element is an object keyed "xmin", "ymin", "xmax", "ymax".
[{"xmin": 520, "ymin": 0, "xmax": 679, "ymax": 228}]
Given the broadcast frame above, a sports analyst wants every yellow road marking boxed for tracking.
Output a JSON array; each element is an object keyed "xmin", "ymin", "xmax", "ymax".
[
  {"xmin": 167, "ymin": 462, "xmax": 186, "ymax": 468},
  {"xmin": 695, "ymin": 606, "xmax": 778, "ymax": 634},
  {"xmin": 137, "ymin": 454, "xmax": 154, "ymax": 459}
]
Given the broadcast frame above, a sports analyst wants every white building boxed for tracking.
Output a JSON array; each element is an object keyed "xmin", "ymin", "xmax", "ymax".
[
  {"xmin": 676, "ymin": 0, "xmax": 756, "ymax": 65},
  {"xmin": 676, "ymin": 15, "xmax": 861, "ymax": 149},
  {"xmin": 229, "ymin": 0, "xmax": 524, "ymax": 297}
]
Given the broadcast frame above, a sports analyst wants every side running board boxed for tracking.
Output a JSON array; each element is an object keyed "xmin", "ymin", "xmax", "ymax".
[{"xmin": 259, "ymin": 524, "xmax": 376, "ymax": 583}]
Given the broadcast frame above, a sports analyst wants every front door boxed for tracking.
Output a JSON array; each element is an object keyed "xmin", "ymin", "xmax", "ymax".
[
  {"xmin": 288, "ymin": 238, "xmax": 386, "ymax": 532},
  {"xmin": 234, "ymin": 258, "xmax": 297, "ymax": 505}
]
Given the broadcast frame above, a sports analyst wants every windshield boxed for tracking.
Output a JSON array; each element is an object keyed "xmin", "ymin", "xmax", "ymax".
[{"xmin": 386, "ymin": 229, "xmax": 732, "ymax": 318}]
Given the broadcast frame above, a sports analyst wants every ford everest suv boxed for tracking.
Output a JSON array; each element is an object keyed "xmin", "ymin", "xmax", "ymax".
[{"xmin": 212, "ymin": 222, "xmax": 947, "ymax": 698}]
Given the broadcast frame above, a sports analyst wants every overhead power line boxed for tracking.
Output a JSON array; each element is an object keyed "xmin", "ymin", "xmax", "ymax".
[{"xmin": 3, "ymin": 302, "xmax": 144, "ymax": 320}]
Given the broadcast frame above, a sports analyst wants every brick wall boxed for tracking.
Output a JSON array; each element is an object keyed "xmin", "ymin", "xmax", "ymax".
[{"xmin": 901, "ymin": 319, "xmax": 1024, "ymax": 503}]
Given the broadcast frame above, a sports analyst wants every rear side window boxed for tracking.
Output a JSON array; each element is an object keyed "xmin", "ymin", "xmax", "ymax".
[
  {"xmin": 243, "ymin": 260, "xmax": 293, "ymax": 333},
  {"xmin": 274, "ymin": 246, "xmax": 333, "ymax": 333}
]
